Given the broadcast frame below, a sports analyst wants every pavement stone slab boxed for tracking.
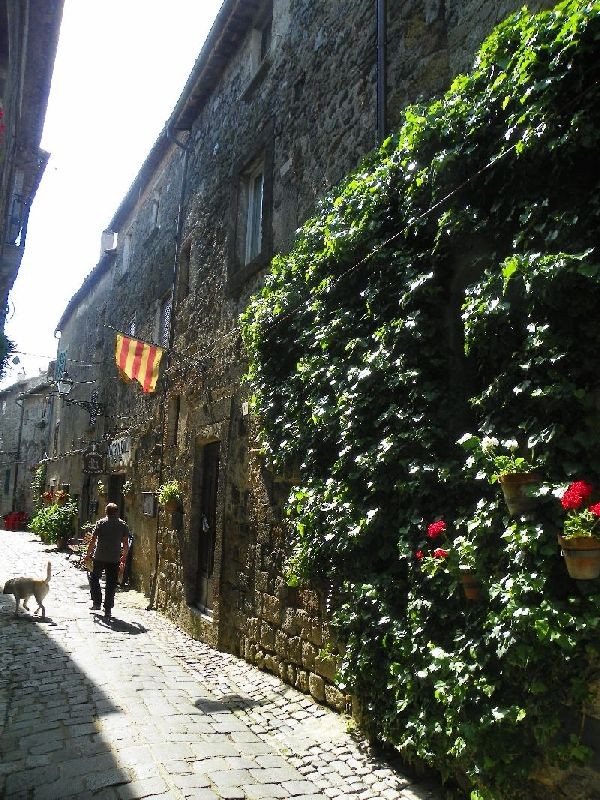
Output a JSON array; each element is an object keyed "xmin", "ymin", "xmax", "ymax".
[{"xmin": 0, "ymin": 531, "xmax": 443, "ymax": 800}]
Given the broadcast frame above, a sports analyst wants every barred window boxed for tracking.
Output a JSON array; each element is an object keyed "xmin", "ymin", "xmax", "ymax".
[{"xmin": 160, "ymin": 294, "xmax": 172, "ymax": 348}]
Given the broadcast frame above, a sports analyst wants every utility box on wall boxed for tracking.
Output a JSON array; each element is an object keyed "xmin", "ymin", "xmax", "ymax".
[{"xmin": 141, "ymin": 492, "xmax": 157, "ymax": 517}]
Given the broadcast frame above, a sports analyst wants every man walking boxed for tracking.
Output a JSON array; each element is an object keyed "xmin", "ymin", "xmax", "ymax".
[{"xmin": 85, "ymin": 502, "xmax": 129, "ymax": 623}]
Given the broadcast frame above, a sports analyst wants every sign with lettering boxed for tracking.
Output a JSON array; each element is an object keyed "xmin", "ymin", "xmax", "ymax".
[
  {"xmin": 107, "ymin": 436, "xmax": 132, "ymax": 469},
  {"xmin": 55, "ymin": 350, "xmax": 67, "ymax": 381},
  {"xmin": 83, "ymin": 448, "xmax": 104, "ymax": 474}
]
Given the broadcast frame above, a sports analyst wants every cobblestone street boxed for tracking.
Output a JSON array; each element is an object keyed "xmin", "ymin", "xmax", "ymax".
[{"xmin": 0, "ymin": 530, "xmax": 443, "ymax": 800}]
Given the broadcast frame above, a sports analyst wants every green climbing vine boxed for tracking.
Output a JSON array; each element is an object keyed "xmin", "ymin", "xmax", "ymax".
[{"xmin": 242, "ymin": 2, "xmax": 600, "ymax": 797}]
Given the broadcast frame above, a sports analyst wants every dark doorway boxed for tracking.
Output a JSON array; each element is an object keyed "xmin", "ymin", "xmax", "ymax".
[
  {"xmin": 194, "ymin": 441, "xmax": 220, "ymax": 612},
  {"xmin": 107, "ymin": 474, "xmax": 125, "ymax": 519}
]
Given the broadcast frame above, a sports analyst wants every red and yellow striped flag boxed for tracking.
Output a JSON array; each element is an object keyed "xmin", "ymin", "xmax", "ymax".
[{"xmin": 115, "ymin": 334, "xmax": 164, "ymax": 393}]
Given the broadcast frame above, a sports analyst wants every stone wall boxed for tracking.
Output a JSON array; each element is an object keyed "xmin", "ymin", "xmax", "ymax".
[
  {"xmin": 42, "ymin": 0, "xmax": 571, "ymax": 725},
  {"xmin": 157, "ymin": 0, "xmax": 563, "ymax": 707}
]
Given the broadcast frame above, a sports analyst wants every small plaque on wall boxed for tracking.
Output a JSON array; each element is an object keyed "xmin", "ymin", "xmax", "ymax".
[{"xmin": 141, "ymin": 492, "xmax": 157, "ymax": 517}]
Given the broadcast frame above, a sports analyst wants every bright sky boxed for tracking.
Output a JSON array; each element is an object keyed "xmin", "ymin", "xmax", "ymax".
[{"xmin": 1, "ymin": 0, "xmax": 222, "ymax": 389}]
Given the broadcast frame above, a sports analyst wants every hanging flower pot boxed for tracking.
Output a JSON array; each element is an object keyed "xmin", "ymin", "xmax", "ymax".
[
  {"xmin": 157, "ymin": 480, "xmax": 182, "ymax": 513},
  {"xmin": 558, "ymin": 535, "xmax": 600, "ymax": 581},
  {"xmin": 558, "ymin": 481, "xmax": 600, "ymax": 579},
  {"xmin": 459, "ymin": 567, "xmax": 483, "ymax": 601},
  {"xmin": 498, "ymin": 472, "xmax": 540, "ymax": 516}
]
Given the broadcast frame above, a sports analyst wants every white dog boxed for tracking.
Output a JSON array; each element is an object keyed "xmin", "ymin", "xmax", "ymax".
[{"xmin": 3, "ymin": 562, "xmax": 51, "ymax": 619}]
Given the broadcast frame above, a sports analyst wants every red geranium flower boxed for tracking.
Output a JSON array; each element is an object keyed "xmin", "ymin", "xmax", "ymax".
[
  {"xmin": 433, "ymin": 548, "xmax": 449, "ymax": 558},
  {"xmin": 561, "ymin": 480, "xmax": 593, "ymax": 510},
  {"xmin": 589, "ymin": 503, "xmax": 600, "ymax": 517},
  {"xmin": 427, "ymin": 520, "xmax": 446, "ymax": 539},
  {"xmin": 415, "ymin": 550, "xmax": 424, "ymax": 560}
]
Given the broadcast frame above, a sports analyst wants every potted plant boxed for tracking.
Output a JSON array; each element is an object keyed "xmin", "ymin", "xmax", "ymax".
[
  {"xmin": 97, "ymin": 479, "xmax": 107, "ymax": 498},
  {"xmin": 416, "ymin": 519, "xmax": 484, "ymax": 601},
  {"xmin": 454, "ymin": 533, "xmax": 484, "ymax": 602},
  {"xmin": 157, "ymin": 479, "xmax": 182, "ymax": 512},
  {"xmin": 122, "ymin": 480, "xmax": 134, "ymax": 501},
  {"xmin": 558, "ymin": 480, "xmax": 600, "ymax": 580},
  {"xmin": 29, "ymin": 496, "xmax": 78, "ymax": 550},
  {"xmin": 458, "ymin": 433, "xmax": 540, "ymax": 516}
]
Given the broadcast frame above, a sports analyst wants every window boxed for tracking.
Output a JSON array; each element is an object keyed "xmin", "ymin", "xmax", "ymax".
[
  {"xmin": 244, "ymin": 161, "xmax": 264, "ymax": 265},
  {"xmin": 168, "ymin": 395, "xmax": 181, "ymax": 446},
  {"xmin": 229, "ymin": 122, "xmax": 274, "ymax": 289},
  {"xmin": 242, "ymin": 3, "xmax": 273, "ymax": 100},
  {"xmin": 160, "ymin": 293, "xmax": 172, "ymax": 348},
  {"xmin": 4, "ymin": 469, "xmax": 10, "ymax": 495},
  {"xmin": 150, "ymin": 189, "xmax": 161, "ymax": 230},
  {"xmin": 122, "ymin": 232, "xmax": 132, "ymax": 275},
  {"xmin": 178, "ymin": 240, "xmax": 193, "ymax": 299},
  {"xmin": 127, "ymin": 314, "xmax": 136, "ymax": 337},
  {"xmin": 53, "ymin": 422, "xmax": 60, "ymax": 456}
]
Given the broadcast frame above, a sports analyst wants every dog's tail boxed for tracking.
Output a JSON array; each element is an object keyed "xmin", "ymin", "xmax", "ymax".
[{"xmin": 45, "ymin": 561, "xmax": 51, "ymax": 583}]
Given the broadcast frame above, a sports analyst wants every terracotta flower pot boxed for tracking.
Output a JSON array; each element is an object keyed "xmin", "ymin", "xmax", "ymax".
[
  {"xmin": 459, "ymin": 568, "xmax": 483, "ymax": 601},
  {"xmin": 164, "ymin": 497, "xmax": 180, "ymax": 513},
  {"xmin": 498, "ymin": 472, "xmax": 540, "ymax": 516},
  {"xmin": 558, "ymin": 534, "xmax": 600, "ymax": 580}
]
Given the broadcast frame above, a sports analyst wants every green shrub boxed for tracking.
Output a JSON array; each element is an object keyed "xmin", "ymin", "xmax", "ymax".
[
  {"xmin": 157, "ymin": 479, "xmax": 181, "ymax": 507},
  {"xmin": 29, "ymin": 498, "xmax": 78, "ymax": 545}
]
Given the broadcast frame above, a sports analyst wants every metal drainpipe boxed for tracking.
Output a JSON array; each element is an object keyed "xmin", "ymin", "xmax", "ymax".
[
  {"xmin": 376, "ymin": 0, "xmax": 388, "ymax": 145},
  {"xmin": 147, "ymin": 128, "xmax": 191, "ymax": 611}
]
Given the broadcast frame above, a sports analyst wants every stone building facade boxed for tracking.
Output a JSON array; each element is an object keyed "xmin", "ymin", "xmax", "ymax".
[
  {"xmin": 0, "ymin": 371, "xmax": 53, "ymax": 521},
  {"xmin": 0, "ymin": 0, "xmax": 63, "ymax": 329},
  {"xmin": 43, "ymin": 0, "xmax": 556, "ymax": 710}
]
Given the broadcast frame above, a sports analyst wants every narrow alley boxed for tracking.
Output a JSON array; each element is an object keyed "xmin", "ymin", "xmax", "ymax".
[{"xmin": 0, "ymin": 530, "xmax": 442, "ymax": 800}]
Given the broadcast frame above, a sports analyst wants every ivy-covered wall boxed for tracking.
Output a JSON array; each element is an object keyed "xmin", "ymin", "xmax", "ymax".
[{"xmin": 242, "ymin": 2, "xmax": 600, "ymax": 798}]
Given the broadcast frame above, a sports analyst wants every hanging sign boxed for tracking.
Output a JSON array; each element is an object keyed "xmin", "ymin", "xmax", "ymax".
[
  {"xmin": 108, "ymin": 435, "xmax": 132, "ymax": 469},
  {"xmin": 55, "ymin": 350, "xmax": 67, "ymax": 381},
  {"xmin": 83, "ymin": 447, "xmax": 104, "ymax": 474}
]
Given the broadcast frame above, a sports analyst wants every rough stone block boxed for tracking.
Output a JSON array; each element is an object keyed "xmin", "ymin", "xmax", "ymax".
[
  {"xmin": 255, "ymin": 571, "xmax": 270, "ymax": 592},
  {"xmin": 262, "ymin": 593, "xmax": 282, "ymax": 625},
  {"xmin": 287, "ymin": 636, "xmax": 302, "ymax": 665},
  {"xmin": 260, "ymin": 622, "xmax": 275, "ymax": 650},
  {"xmin": 314, "ymin": 653, "xmax": 337, "ymax": 682},
  {"xmin": 295, "ymin": 670, "xmax": 309, "ymax": 693},
  {"xmin": 275, "ymin": 630, "xmax": 288, "ymax": 657},
  {"xmin": 286, "ymin": 664, "xmax": 296, "ymax": 685},
  {"xmin": 308, "ymin": 621, "xmax": 324, "ymax": 647},
  {"xmin": 263, "ymin": 653, "xmax": 275, "ymax": 673},
  {"xmin": 324, "ymin": 684, "xmax": 346, "ymax": 712},
  {"xmin": 246, "ymin": 617, "xmax": 259, "ymax": 640},
  {"xmin": 301, "ymin": 641, "xmax": 317, "ymax": 670},
  {"xmin": 308, "ymin": 673, "xmax": 326, "ymax": 703},
  {"xmin": 299, "ymin": 589, "xmax": 321, "ymax": 614},
  {"xmin": 279, "ymin": 660, "xmax": 288, "ymax": 681},
  {"xmin": 282, "ymin": 607, "xmax": 300, "ymax": 635}
]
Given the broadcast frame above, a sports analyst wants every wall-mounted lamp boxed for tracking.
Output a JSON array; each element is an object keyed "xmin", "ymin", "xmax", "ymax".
[
  {"xmin": 56, "ymin": 371, "xmax": 74, "ymax": 396},
  {"xmin": 53, "ymin": 371, "xmax": 105, "ymax": 426}
]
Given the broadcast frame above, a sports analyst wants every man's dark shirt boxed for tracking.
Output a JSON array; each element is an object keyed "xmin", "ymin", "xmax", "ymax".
[{"xmin": 92, "ymin": 516, "xmax": 129, "ymax": 562}]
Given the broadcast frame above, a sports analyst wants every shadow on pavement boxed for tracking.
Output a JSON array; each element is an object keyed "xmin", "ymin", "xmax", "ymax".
[
  {"xmin": 195, "ymin": 693, "xmax": 267, "ymax": 712},
  {"xmin": 6, "ymin": 614, "xmax": 59, "ymax": 626},
  {"xmin": 92, "ymin": 612, "xmax": 148, "ymax": 634},
  {"xmin": 0, "ymin": 600, "xmax": 132, "ymax": 798}
]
